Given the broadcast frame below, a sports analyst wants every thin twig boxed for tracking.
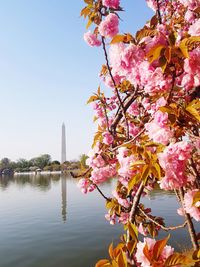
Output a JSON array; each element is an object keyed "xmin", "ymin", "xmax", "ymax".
[
  {"xmin": 139, "ymin": 207, "xmax": 187, "ymax": 231},
  {"xmin": 101, "ymin": 36, "xmax": 130, "ymax": 139},
  {"xmin": 70, "ymin": 168, "xmax": 91, "ymax": 178},
  {"xmin": 101, "ymin": 98, "xmax": 110, "ymax": 132},
  {"xmin": 111, "ymin": 128, "xmax": 145, "ymax": 152},
  {"xmin": 94, "ymin": 184, "xmax": 111, "ymax": 201},
  {"xmin": 111, "ymin": 90, "xmax": 138, "ymax": 135},
  {"xmin": 156, "ymin": 0, "xmax": 162, "ymax": 24}
]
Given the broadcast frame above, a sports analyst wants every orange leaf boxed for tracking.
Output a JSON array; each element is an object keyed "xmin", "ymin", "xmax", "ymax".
[
  {"xmin": 95, "ymin": 259, "xmax": 111, "ymax": 267},
  {"xmin": 164, "ymin": 253, "xmax": 193, "ymax": 266},
  {"xmin": 146, "ymin": 44, "xmax": 166, "ymax": 63},
  {"xmin": 153, "ymin": 235, "xmax": 170, "ymax": 261},
  {"xmin": 143, "ymin": 243, "xmax": 151, "ymax": 262},
  {"xmin": 108, "ymin": 243, "xmax": 114, "ymax": 259},
  {"xmin": 110, "ymin": 34, "xmax": 125, "ymax": 44}
]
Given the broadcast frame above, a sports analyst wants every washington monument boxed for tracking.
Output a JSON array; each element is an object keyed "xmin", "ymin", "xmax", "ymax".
[{"xmin": 61, "ymin": 123, "xmax": 66, "ymax": 163}]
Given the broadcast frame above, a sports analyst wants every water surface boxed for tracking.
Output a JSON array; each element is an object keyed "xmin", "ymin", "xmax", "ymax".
[{"xmin": 0, "ymin": 174, "xmax": 198, "ymax": 267}]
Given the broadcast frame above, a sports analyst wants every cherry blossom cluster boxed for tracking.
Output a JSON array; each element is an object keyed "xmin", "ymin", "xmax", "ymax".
[{"xmin": 79, "ymin": 0, "xmax": 200, "ymax": 265}]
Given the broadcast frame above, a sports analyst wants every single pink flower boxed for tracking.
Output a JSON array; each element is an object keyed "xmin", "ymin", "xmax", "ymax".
[
  {"xmin": 184, "ymin": 190, "xmax": 200, "ymax": 221},
  {"xmin": 102, "ymin": 0, "xmax": 120, "ymax": 9},
  {"xmin": 103, "ymin": 131, "xmax": 114, "ymax": 145},
  {"xmin": 83, "ymin": 31, "xmax": 102, "ymax": 47},
  {"xmin": 158, "ymin": 141, "xmax": 192, "ymax": 190},
  {"xmin": 99, "ymin": 13, "xmax": 119, "ymax": 38},
  {"xmin": 188, "ymin": 18, "xmax": 200, "ymax": 36}
]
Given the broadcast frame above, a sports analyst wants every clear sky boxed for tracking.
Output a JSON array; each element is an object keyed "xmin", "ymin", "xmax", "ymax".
[{"xmin": 0, "ymin": 0, "xmax": 153, "ymax": 162}]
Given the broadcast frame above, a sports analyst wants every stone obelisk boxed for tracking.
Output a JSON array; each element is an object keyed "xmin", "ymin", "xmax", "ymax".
[{"xmin": 61, "ymin": 123, "xmax": 66, "ymax": 164}]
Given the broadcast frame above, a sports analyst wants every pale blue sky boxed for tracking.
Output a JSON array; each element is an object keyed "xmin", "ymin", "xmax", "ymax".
[{"xmin": 0, "ymin": 0, "xmax": 152, "ymax": 161}]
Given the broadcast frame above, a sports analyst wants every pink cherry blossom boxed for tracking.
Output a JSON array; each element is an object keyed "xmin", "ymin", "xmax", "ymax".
[
  {"xmin": 98, "ymin": 13, "xmax": 119, "ymax": 38},
  {"xmin": 181, "ymin": 47, "xmax": 200, "ymax": 90},
  {"xmin": 77, "ymin": 178, "xmax": 95, "ymax": 194},
  {"xmin": 184, "ymin": 190, "xmax": 200, "ymax": 221},
  {"xmin": 127, "ymin": 101, "xmax": 139, "ymax": 116},
  {"xmin": 185, "ymin": 10, "xmax": 196, "ymax": 23},
  {"xmin": 102, "ymin": 131, "xmax": 114, "ymax": 145},
  {"xmin": 139, "ymin": 62, "xmax": 172, "ymax": 95},
  {"xmin": 146, "ymin": 0, "xmax": 157, "ymax": 11},
  {"xmin": 117, "ymin": 152, "xmax": 136, "ymax": 184},
  {"xmin": 105, "ymin": 212, "xmax": 116, "ymax": 225},
  {"xmin": 90, "ymin": 165, "xmax": 116, "ymax": 184},
  {"xmin": 138, "ymin": 223, "xmax": 148, "ymax": 236},
  {"xmin": 112, "ymin": 190, "xmax": 130, "ymax": 208},
  {"xmin": 102, "ymin": 0, "xmax": 120, "ymax": 9},
  {"xmin": 83, "ymin": 31, "xmax": 102, "ymax": 47},
  {"xmin": 178, "ymin": 0, "xmax": 200, "ymax": 10},
  {"xmin": 129, "ymin": 123, "xmax": 140, "ymax": 137},
  {"xmin": 118, "ymin": 212, "xmax": 129, "ymax": 224},
  {"xmin": 188, "ymin": 18, "xmax": 200, "ymax": 36},
  {"xmin": 145, "ymin": 111, "xmax": 173, "ymax": 145},
  {"xmin": 158, "ymin": 141, "xmax": 192, "ymax": 190}
]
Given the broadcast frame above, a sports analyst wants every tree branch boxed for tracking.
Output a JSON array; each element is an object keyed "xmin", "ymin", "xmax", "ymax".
[
  {"xmin": 110, "ymin": 90, "xmax": 138, "ymax": 136},
  {"xmin": 138, "ymin": 207, "xmax": 187, "ymax": 231},
  {"xmin": 101, "ymin": 36, "xmax": 130, "ymax": 139},
  {"xmin": 156, "ymin": 0, "xmax": 162, "ymax": 24},
  {"xmin": 70, "ymin": 168, "xmax": 91, "ymax": 178},
  {"xmin": 94, "ymin": 184, "xmax": 111, "ymax": 201},
  {"xmin": 111, "ymin": 127, "xmax": 145, "ymax": 152},
  {"xmin": 179, "ymin": 187, "xmax": 199, "ymax": 250},
  {"xmin": 129, "ymin": 182, "xmax": 144, "ymax": 223}
]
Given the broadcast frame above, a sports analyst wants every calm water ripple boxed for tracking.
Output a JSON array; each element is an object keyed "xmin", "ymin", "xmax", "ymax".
[{"xmin": 0, "ymin": 174, "xmax": 199, "ymax": 267}]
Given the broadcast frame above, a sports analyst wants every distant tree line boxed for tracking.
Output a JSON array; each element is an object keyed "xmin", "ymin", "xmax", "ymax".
[{"xmin": 0, "ymin": 154, "xmax": 88, "ymax": 174}]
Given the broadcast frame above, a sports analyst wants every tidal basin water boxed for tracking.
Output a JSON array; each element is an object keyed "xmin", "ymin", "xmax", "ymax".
[{"xmin": 0, "ymin": 174, "xmax": 199, "ymax": 267}]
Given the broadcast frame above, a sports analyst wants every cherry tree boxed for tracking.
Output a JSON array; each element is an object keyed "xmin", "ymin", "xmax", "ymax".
[{"xmin": 75, "ymin": 0, "xmax": 200, "ymax": 266}]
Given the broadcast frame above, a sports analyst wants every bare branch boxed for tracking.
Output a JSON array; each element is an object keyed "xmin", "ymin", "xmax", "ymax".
[
  {"xmin": 101, "ymin": 36, "xmax": 130, "ymax": 139},
  {"xmin": 94, "ymin": 184, "xmax": 111, "ymax": 201},
  {"xmin": 129, "ymin": 182, "xmax": 144, "ymax": 223},
  {"xmin": 138, "ymin": 207, "xmax": 187, "ymax": 231},
  {"xmin": 156, "ymin": 0, "xmax": 162, "ymax": 24},
  {"xmin": 70, "ymin": 168, "xmax": 91, "ymax": 178},
  {"xmin": 112, "ymin": 127, "xmax": 145, "ymax": 152}
]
